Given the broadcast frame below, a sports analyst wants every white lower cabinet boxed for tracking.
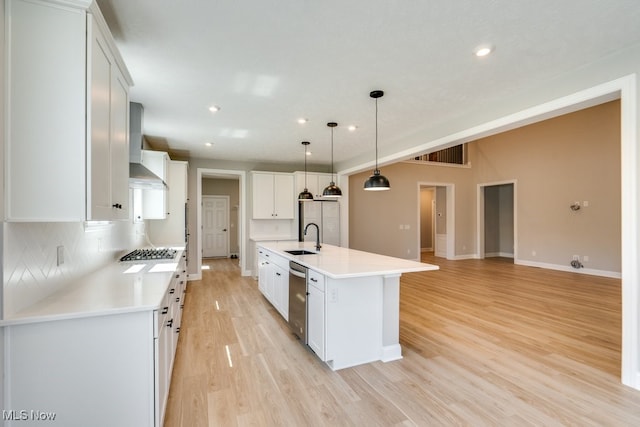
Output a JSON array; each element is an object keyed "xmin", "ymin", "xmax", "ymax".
[
  {"xmin": 3, "ymin": 258, "xmax": 186, "ymax": 427},
  {"xmin": 272, "ymin": 264, "xmax": 289, "ymax": 320},
  {"xmin": 307, "ymin": 269, "xmax": 326, "ymax": 359},
  {"xmin": 256, "ymin": 248, "xmax": 289, "ymax": 320},
  {"xmin": 156, "ymin": 254, "xmax": 187, "ymax": 426}
]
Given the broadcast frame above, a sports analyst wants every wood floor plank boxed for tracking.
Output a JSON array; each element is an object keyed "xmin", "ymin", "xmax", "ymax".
[{"xmin": 164, "ymin": 255, "xmax": 640, "ymax": 426}]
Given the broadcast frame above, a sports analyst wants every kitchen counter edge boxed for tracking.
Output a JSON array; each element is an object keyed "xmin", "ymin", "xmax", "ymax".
[
  {"xmin": 256, "ymin": 241, "xmax": 438, "ymax": 279},
  {"xmin": 0, "ymin": 249, "xmax": 186, "ymax": 327}
]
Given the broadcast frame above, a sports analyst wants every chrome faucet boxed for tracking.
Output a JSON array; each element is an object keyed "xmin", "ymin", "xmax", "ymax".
[{"xmin": 304, "ymin": 222, "xmax": 321, "ymax": 251}]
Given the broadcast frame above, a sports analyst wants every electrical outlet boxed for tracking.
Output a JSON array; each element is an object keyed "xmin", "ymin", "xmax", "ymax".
[
  {"xmin": 57, "ymin": 246, "xmax": 64, "ymax": 266},
  {"xmin": 583, "ymin": 255, "xmax": 589, "ymax": 262},
  {"xmin": 572, "ymin": 254, "xmax": 580, "ymax": 261}
]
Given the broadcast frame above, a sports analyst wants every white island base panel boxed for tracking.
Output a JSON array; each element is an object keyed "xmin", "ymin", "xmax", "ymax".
[
  {"xmin": 256, "ymin": 241, "xmax": 438, "ymax": 370},
  {"xmin": 324, "ymin": 273, "xmax": 403, "ymax": 371}
]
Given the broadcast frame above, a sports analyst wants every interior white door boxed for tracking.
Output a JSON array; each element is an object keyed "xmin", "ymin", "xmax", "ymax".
[{"xmin": 203, "ymin": 196, "xmax": 229, "ymax": 258}]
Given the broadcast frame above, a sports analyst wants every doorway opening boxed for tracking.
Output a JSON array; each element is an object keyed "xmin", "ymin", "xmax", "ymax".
[
  {"xmin": 417, "ymin": 182, "xmax": 455, "ymax": 260},
  {"xmin": 477, "ymin": 181, "xmax": 516, "ymax": 261},
  {"xmin": 196, "ymin": 168, "xmax": 248, "ymax": 279}
]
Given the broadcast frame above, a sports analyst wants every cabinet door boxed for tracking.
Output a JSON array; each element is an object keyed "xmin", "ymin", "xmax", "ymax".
[
  {"xmin": 273, "ymin": 174, "xmax": 295, "ymax": 218},
  {"xmin": 257, "ymin": 252, "xmax": 268, "ymax": 294},
  {"xmin": 88, "ymin": 24, "xmax": 113, "ymax": 220},
  {"xmin": 252, "ymin": 173, "xmax": 275, "ymax": 218},
  {"xmin": 157, "ymin": 319, "xmax": 171, "ymax": 426},
  {"xmin": 147, "ymin": 161, "xmax": 189, "ymax": 245},
  {"xmin": 142, "ymin": 151, "xmax": 169, "ymax": 219},
  {"xmin": 272, "ymin": 264, "xmax": 289, "ymax": 320},
  {"xmin": 110, "ymin": 69, "xmax": 130, "ymax": 220},
  {"xmin": 88, "ymin": 16, "xmax": 130, "ymax": 221},
  {"xmin": 308, "ymin": 283, "xmax": 325, "ymax": 360}
]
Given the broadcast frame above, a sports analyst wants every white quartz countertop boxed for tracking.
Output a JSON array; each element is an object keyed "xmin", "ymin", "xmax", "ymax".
[
  {"xmin": 1, "ymin": 249, "xmax": 185, "ymax": 326},
  {"xmin": 257, "ymin": 242, "xmax": 438, "ymax": 279}
]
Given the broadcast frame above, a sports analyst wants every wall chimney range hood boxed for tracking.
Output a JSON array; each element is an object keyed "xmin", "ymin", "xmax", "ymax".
[{"xmin": 129, "ymin": 102, "xmax": 166, "ymax": 190}]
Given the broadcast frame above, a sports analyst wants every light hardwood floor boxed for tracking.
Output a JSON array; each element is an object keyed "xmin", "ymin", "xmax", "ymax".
[{"xmin": 164, "ymin": 255, "xmax": 640, "ymax": 426}]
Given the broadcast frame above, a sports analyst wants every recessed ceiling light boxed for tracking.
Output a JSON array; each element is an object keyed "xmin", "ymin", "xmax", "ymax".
[
  {"xmin": 474, "ymin": 45, "xmax": 493, "ymax": 57},
  {"xmin": 205, "ymin": 142, "xmax": 213, "ymax": 147},
  {"xmin": 298, "ymin": 118, "xmax": 308, "ymax": 124},
  {"xmin": 306, "ymin": 151, "xmax": 312, "ymax": 156},
  {"xmin": 348, "ymin": 125, "xmax": 357, "ymax": 131},
  {"xmin": 209, "ymin": 105, "xmax": 221, "ymax": 113}
]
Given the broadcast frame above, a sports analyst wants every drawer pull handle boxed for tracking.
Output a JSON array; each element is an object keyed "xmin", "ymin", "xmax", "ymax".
[
  {"xmin": 161, "ymin": 307, "xmax": 169, "ymax": 314},
  {"xmin": 310, "ymin": 278, "xmax": 318, "ymax": 282},
  {"xmin": 167, "ymin": 319, "xmax": 173, "ymax": 328},
  {"xmin": 170, "ymin": 288, "xmax": 175, "ymax": 294}
]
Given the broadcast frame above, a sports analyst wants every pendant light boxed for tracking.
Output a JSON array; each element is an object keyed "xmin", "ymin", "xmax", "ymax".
[
  {"xmin": 298, "ymin": 141, "xmax": 314, "ymax": 201},
  {"xmin": 322, "ymin": 122, "xmax": 342, "ymax": 197},
  {"xmin": 364, "ymin": 90, "xmax": 390, "ymax": 191}
]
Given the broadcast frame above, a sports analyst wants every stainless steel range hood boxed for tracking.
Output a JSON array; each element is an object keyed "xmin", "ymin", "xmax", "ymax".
[{"xmin": 129, "ymin": 102, "xmax": 166, "ymax": 190}]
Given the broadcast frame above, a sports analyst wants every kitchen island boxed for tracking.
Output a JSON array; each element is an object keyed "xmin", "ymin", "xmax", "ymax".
[{"xmin": 256, "ymin": 241, "xmax": 438, "ymax": 370}]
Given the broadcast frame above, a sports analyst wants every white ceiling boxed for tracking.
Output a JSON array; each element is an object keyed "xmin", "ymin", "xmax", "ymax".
[{"xmin": 97, "ymin": 0, "xmax": 640, "ymax": 171}]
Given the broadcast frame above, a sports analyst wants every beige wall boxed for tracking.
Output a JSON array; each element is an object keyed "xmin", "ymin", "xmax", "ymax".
[
  {"xmin": 202, "ymin": 178, "xmax": 240, "ymax": 254},
  {"xmin": 349, "ymin": 100, "xmax": 621, "ymax": 273}
]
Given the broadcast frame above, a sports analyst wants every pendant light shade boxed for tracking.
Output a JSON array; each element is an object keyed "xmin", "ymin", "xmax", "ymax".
[
  {"xmin": 298, "ymin": 141, "xmax": 314, "ymax": 201},
  {"xmin": 364, "ymin": 90, "xmax": 390, "ymax": 191},
  {"xmin": 322, "ymin": 122, "xmax": 342, "ymax": 198}
]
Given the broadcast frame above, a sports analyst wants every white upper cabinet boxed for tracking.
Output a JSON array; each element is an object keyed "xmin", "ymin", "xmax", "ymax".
[
  {"xmin": 294, "ymin": 172, "xmax": 334, "ymax": 200},
  {"xmin": 252, "ymin": 172, "xmax": 295, "ymax": 219},
  {"xmin": 141, "ymin": 150, "xmax": 169, "ymax": 219},
  {"xmin": 88, "ymin": 15, "xmax": 130, "ymax": 220},
  {"xmin": 147, "ymin": 160, "xmax": 189, "ymax": 246},
  {"xmin": 4, "ymin": 0, "xmax": 132, "ymax": 221}
]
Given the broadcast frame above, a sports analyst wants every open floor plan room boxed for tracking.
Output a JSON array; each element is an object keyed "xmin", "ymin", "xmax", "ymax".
[{"xmin": 163, "ymin": 256, "xmax": 640, "ymax": 426}]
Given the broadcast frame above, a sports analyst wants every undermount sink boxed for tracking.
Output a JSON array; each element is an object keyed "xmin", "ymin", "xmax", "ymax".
[{"xmin": 285, "ymin": 249, "xmax": 318, "ymax": 256}]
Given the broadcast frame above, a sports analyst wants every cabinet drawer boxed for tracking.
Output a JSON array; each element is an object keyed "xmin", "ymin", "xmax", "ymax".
[
  {"xmin": 308, "ymin": 269, "xmax": 325, "ymax": 291},
  {"xmin": 155, "ymin": 292, "xmax": 171, "ymax": 338}
]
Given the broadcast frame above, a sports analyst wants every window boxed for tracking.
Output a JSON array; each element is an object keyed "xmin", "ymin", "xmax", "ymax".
[{"xmin": 411, "ymin": 144, "xmax": 467, "ymax": 165}]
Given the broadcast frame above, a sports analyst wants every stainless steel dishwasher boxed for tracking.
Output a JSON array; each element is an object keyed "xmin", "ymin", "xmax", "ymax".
[{"xmin": 288, "ymin": 261, "xmax": 308, "ymax": 343}]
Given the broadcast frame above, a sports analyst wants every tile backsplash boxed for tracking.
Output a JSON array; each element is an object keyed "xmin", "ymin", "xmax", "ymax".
[{"xmin": 3, "ymin": 220, "xmax": 146, "ymax": 317}]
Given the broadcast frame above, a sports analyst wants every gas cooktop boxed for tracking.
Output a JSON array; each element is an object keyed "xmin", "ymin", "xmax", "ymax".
[{"xmin": 120, "ymin": 248, "xmax": 178, "ymax": 262}]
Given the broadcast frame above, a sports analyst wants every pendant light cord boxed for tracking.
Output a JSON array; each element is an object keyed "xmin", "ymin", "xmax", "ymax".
[
  {"xmin": 304, "ymin": 144, "xmax": 308, "ymax": 188},
  {"xmin": 331, "ymin": 127, "xmax": 335, "ymax": 180},
  {"xmin": 375, "ymin": 97, "xmax": 379, "ymax": 171}
]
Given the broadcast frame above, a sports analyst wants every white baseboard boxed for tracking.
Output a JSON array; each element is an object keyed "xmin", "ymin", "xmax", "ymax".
[
  {"xmin": 453, "ymin": 254, "xmax": 479, "ymax": 260},
  {"xmin": 515, "ymin": 259, "xmax": 621, "ymax": 279},
  {"xmin": 421, "ymin": 247, "xmax": 433, "ymax": 252},
  {"xmin": 485, "ymin": 252, "xmax": 514, "ymax": 258},
  {"xmin": 188, "ymin": 273, "xmax": 202, "ymax": 281}
]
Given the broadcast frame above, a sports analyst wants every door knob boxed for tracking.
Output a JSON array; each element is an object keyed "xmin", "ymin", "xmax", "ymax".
[{"xmin": 223, "ymin": 228, "xmax": 227, "ymax": 231}]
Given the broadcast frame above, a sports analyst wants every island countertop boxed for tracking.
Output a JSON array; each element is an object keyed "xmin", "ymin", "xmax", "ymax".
[{"xmin": 256, "ymin": 241, "xmax": 438, "ymax": 279}]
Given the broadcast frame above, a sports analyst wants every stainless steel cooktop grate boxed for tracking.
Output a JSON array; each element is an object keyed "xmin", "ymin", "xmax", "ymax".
[{"xmin": 120, "ymin": 248, "xmax": 178, "ymax": 262}]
